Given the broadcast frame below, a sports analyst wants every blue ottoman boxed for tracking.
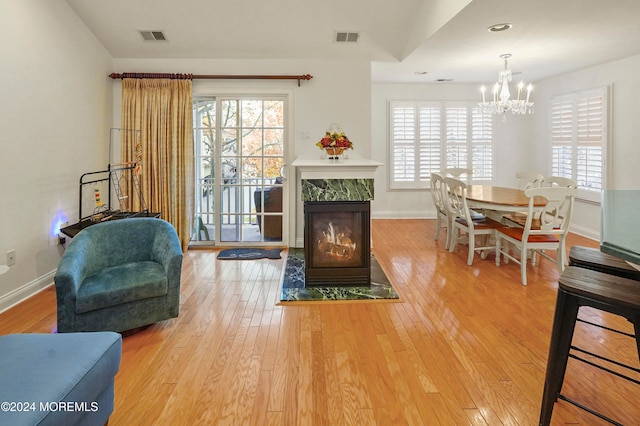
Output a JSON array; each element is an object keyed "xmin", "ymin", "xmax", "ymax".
[{"xmin": 0, "ymin": 332, "xmax": 121, "ymax": 426}]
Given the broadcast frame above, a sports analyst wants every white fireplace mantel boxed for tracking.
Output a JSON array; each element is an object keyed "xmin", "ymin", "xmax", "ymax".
[{"xmin": 291, "ymin": 157, "xmax": 382, "ymax": 180}]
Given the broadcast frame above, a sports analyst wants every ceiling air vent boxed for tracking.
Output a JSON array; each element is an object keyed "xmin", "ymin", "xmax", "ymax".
[
  {"xmin": 335, "ymin": 32, "xmax": 359, "ymax": 43},
  {"xmin": 139, "ymin": 30, "xmax": 167, "ymax": 41}
]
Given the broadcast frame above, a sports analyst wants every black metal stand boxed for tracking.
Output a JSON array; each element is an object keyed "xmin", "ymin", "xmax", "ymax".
[{"xmin": 60, "ymin": 163, "xmax": 159, "ymax": 238}]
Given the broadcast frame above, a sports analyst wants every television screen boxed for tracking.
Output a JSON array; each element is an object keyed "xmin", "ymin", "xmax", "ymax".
[{"xmin": 600, "ymin": 189, "xmax": 640, "ymax": 267}]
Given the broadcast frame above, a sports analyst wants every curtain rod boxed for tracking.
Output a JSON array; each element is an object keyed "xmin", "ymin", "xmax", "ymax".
[{"xmin": 108, "ymin": 73, "xmax": 313, "ymax": 86}]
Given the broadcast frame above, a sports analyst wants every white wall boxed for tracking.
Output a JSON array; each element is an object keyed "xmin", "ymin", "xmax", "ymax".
[{"xmin": 0, "ymin": 0, "xmax": 113, "ymax": 311}]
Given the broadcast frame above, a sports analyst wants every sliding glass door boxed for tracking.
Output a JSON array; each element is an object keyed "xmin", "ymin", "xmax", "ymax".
[{"xmin": 193, "ymin": 96, "xmax": 287, "ymax": 245}]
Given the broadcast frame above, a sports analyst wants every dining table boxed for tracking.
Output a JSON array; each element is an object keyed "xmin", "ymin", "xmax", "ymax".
[{"xmin": 464, "ymin": 185, "xmax": 548, "ymax": 212}]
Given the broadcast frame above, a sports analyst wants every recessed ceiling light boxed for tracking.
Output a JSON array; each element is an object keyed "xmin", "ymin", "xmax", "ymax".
[
  {"xmin": 487, "ymin": 23, "xmax": 513, "ymax": 32},
  {"xmin": 414, "ymin": 71, "xmax": 428, "ymax": 75},
  {"xmin": 435, "ymin": 78, "xmax": 453, "ymax": 82}
]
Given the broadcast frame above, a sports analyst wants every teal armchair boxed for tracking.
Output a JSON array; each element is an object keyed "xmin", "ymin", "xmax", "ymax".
[{"xmin": 54, "ymin": 218, "xmax": 183, "ymax": 333}]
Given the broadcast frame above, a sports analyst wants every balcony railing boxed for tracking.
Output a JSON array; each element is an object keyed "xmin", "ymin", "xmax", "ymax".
[{"xmin": 195, "ymin": 177, "xmax": 279, "ymax": 226}]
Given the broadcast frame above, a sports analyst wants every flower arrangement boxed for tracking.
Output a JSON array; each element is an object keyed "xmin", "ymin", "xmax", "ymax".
[{"xmin": 315, "ymin": 131, "xmax": 354, "ymax": 150}]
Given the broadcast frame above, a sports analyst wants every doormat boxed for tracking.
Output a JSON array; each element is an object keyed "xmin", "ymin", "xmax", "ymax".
[
  {"xmin": 217, "ymin": 248, "xmax": 283, "ymax": 260},
  {"xmin": 280, "ymin": 248, "xmax": 400, "ymax": 302}
]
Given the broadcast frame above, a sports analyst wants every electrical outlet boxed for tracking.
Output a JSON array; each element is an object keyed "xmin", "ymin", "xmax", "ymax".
[{"xmin": 7, "ymin": 250, "xmax": 16, "ymax": 266}]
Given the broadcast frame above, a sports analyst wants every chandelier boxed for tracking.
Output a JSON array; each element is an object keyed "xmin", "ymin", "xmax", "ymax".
[{"xmin": 479, "ymin": 54, "xmax": 534, "ymax": 116}]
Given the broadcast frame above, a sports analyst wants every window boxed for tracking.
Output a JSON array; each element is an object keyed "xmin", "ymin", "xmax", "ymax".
[
  {"xmin": 550, "ymin": 87, "xmax": 608, "ymax": 202},
  {"xmin": 389, "ymin": 101, "xmax": 493, "ymax": 189}
]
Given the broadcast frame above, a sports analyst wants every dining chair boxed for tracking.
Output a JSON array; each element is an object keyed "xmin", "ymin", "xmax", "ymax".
[
  {"xmin": 503, "ymin": 172, "xmax": 545, "ymax": 264},
  {"xmin": 516, "ymin": 176, "xmax": 578, "ymax": 266},
  {"xmin": 442, "ymin": 167, "xmax": 473, "ymax": 183},
  {"xmin": 516, "ymin": 171, "xmax": 545, "ymax": 190},
  {"xmin": 442, "ymin": 168, "xmax": 481, "ymax": 216},
  {"xmin": 536, "ymin": 176, "xmax": 577, "ymax": 266},
  {"xmin": 430, "ymin": 172, "xmax": 451, "ymax": 249},
  {"xmin": 503, "ymin": 171, "xmax": 545, "ymax": 227},
  {"xmin": 543, "ymin": 176, "xmax": 578, "ymax": 188},
  {"xmin": 495, "ymin": 186, "xmax": 577, "ymax": 285},
  {"xmin": 444, "ymin": 177, "xmax": 505, "ymax": 266}
]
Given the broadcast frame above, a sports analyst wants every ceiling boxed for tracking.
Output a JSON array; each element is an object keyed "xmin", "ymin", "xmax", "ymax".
[{"xmin": 66, "ymin": 0, "xmax": 640, "ymax": 84}]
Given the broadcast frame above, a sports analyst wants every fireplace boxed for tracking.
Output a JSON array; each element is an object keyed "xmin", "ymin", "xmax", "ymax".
[
  {"xmin": 291, "ymin": 158, "xmax": 382, "ymax": 287},
  {"xmin": 304, "ymin": 201, "xmax": 370, "ymax": 286}
]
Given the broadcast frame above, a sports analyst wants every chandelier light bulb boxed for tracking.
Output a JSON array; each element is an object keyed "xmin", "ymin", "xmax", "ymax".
[{"xmin": 517, "ymin": 81, "xmax": 524, "ymax": 100}]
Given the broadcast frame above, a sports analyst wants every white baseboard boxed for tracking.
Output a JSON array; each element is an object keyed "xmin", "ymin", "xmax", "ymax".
[
  {"xmin": 0, "ymin": 271, "xmax": 55, "ymax": 314},
  {"xmin": 569, "ymin": 224, "xmax": 600, "ymax": 242}
]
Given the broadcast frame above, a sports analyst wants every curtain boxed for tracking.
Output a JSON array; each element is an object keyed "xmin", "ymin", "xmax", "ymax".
[{"xmin": 120, "ymin": 78, "xmax": 194, "ymax": 251}]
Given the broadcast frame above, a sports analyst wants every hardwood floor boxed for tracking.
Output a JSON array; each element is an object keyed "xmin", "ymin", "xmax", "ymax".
[{"xmin": 2, "ymin": 219, "xmax": 639, "ymax": 425}]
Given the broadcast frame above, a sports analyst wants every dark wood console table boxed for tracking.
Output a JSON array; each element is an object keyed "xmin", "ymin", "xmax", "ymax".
[{"xmin": 60, "ymin": 211, "xmax": 161, "ymax": 238}]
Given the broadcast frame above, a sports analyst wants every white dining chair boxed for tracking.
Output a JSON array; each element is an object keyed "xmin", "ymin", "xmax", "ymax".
[
  {"xmin": 543, "ymin": 176, "xmax": 578, "ymax": 188},
  {"xmin": 516, "ymin": 171, "xmax": 545, "ymax": 190},
  {"xmin": 495, "ymin": 186, "xmax": 577, "ymax": 285},
  {"xmin": 503, "ymin": 171, "xmax": 545, "ymax": 227},
  {"xmin": 443, "ymin": 168, "xmax": 480, "ymax": 216},
  {"xmin": 444, "ymin": 177, "xmax": 505, "ymax": 266},
  {"xmin": 537, "ymin": 176, "xmax": 577, "ymax": 266},
  {"xmin": 430, "ymin": 172, "xmax": 451, "ymax": 249},
  {"xmin": 442, "ymin": 167, "xmax": 473, "ymax": 184}
]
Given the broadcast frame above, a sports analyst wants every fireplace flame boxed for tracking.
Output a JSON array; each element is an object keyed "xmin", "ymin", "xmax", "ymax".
[{"xmin": 317, "ymin": 221, "xmax": 356, "ymax": 259}]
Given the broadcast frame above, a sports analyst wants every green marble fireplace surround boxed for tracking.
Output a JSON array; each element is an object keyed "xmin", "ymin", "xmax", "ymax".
[
  {"xmin": 301, "ymin": 178, "xmax": 374, "ymax": 202},
  {"xmin": 291, "ymin": 157, "xmax": 382, "ymax": 247}
]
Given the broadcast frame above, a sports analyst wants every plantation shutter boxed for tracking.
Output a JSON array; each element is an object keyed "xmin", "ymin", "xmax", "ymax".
[
  {"xmin": 551, "ymin": 99, "xmax": 573, "ymax": 179},
  {"xmin": 445, "ymin": 106, "xmax": 468, "ymax": 169},
  {"xmin": 418, "ymin": 105, "xmax": 441, "ymax": 182},
  {"xmin": 576, "ymin": 95, "xmax": 603, "ymax": 191},
  {"xmin": 549, "ymin": 87, "xmax": 607, "ymax": 201},
  {"xmin": 390, "ymin": 101, "xmax": 441, "ymax": 189},
  {"xmin": 471, "ymin": 107, "xmax": 493, "ymax": 182},
  {"xmin": 389, "ymin": 101, "xmax": 494, "ymax": 189},
  {"xmin": 390, "ymin": 102, "xmax": 417, "ymax": 186}
]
